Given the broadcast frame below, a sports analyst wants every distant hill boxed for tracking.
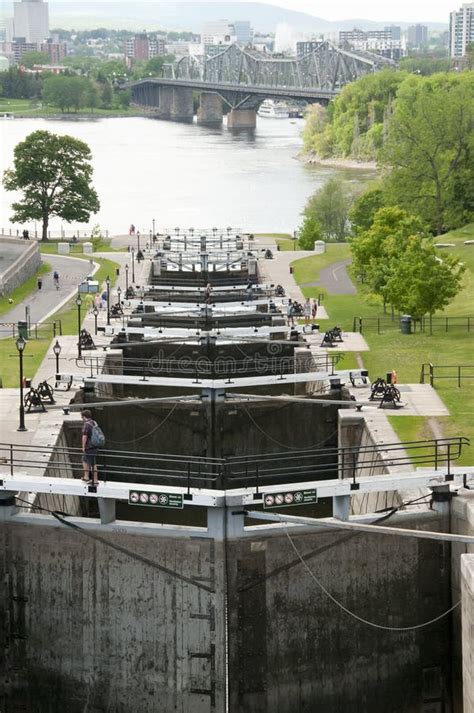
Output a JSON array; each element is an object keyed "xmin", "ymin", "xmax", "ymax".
[{"xmin": 47, "ymin": 2, "xmax": 448, "ymax": 33}]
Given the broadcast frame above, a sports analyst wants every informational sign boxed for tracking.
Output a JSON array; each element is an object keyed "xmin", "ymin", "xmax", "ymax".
[
  {"xmin": 128, "ymin": 490, "xmax": 184, "ymax": 509},
  {"xmin": 263, "ymin": 489, "xmax": 317, "ymax": 509}
]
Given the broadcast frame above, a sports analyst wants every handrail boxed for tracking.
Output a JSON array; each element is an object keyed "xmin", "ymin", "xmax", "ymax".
[
  {"xmin": 0, "ymin": 437, "xmax": 469, "ymax": 490},
  {"xmin": 354, "ymin": 315, "xmax": 473, "ymax": 334},
  {"xmin": 420, "ymin": 362, "xmax": 474, "ymax": 388}
]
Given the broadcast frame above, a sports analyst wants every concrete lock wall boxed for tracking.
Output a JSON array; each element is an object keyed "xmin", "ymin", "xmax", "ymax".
[
  {"xmin": 227, "ymin": 512, "xmax": 453, "ymax": 713},
  {"xmin": 0, "ymin": 521, "xmax": 226, "ymax": 713},
  {"xmin": 0, "ymin": 238, "xmax": 42, "ymax": 296}
]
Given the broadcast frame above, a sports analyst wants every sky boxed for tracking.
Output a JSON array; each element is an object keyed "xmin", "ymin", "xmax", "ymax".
[
  {"xmin": 36, "ymin": 0, "xmax": 456, "ymax": 25},
  {"xmin": 259, "ymin": 0, "xmax": 454, "ymax": 23}
]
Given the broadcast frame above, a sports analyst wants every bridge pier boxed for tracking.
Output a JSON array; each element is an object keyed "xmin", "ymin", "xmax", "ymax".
[
  {"xmin": 157, "ymin": 86, "xmax": 173, "ymax": 118},
  {"xmin": 197, "ymin": 92, "xmax": 223, "ymax": 125},
  {"xmin": 170, "ymin": 87, "xmax": 194, "ymax": 122},
  {"xmin": 226, "ymin": 108, "xmax": 257, "ymax": 130}
]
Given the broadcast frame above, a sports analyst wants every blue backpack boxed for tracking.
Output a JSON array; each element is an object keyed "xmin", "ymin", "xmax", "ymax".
[{"xmin": 89, "ymin": 420, "xmax": 105, "ymax": 448}]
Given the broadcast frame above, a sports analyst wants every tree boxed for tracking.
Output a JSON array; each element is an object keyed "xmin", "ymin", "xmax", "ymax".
[
  {"xmin": 348, "ymin": 186, "xmax": 386, "ymax": 233},
  {"xmin": 21, "ymin": 50, "xmax": 50, "ymax": 68},
  {"xmin": 3, "ymin": 130, "xmax": 100, "ymax": 241},
  {"xmin": 303, "ymin": 178, "xmax": 352, "ymax": 241},
  {"xmin": 298, "ymin": 215, "xmax": 323, "ymax": 250},
  {"xmin": 382, "ymin": 72, "xmax": 474, "ymax": 234},
  {"xmin": 384, "ymin": 236, "xmax": 465, "ymax": 328}
]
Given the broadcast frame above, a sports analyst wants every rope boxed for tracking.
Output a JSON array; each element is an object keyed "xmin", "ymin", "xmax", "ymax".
[
  {"xmin": 281, "ymin": 515, "xmax": 460, "ymax": 631},
  {"xmin": 105, "ymin": 402, "xmax": 179, "ymax": 444},
  {"xmin": 241, "ymin": 403, "xmax": 338, "ymax": 451}
]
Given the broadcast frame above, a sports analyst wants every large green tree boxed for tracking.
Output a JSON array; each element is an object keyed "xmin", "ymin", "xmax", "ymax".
[
  {"xmin": 302, "ymin": 178, "xmax": 353, "ymax": 241},
  {"xmin": 3, "ymin": 130, "xmax": 100, "ymax": 241},
  {"xmin": 382, "ymin": 72, "xmax": 474, "ymax": 234}
]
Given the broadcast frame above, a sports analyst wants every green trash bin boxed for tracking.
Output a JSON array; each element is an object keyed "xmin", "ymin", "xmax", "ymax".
[
  {"xmin": 400, "ymin": 315, "xmax": 412, "ymax": 335},
  {"xmin": 17, "ymin": 320, "xmax": 28, "ymax": 339}
]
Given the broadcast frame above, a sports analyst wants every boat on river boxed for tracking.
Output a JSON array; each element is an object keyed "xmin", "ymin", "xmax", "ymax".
[{"xmin": 257, "ymin": 100, "xmax": 289, "ymax": 119}]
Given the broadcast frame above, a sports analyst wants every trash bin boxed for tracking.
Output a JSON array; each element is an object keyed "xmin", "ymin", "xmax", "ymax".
[
  {"xmin": 17, "ymin": 320, "xmax": 28, "ymax": 339},
  {"xmin": 387, "ymin": 372, "xmax": 393, "ymax": 384},
  {"xmin": 116, "ymin": 268, "xmax": 120, "ymax": 276},
  {"xmin": 289, "ymin": 266, "xmax": 294, "ymax": 274},
  {"xmin": 400, "ymin": 315, "xmax": 412, "ymax": 335}
]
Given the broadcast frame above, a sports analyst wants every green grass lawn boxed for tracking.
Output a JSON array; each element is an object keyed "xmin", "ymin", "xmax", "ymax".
[
  {"xmin": 0, "ymin": 262, "xmax": 50, "ymax": 317},
  {"xmin": 39, "ymin": 239, "xmax": 127, "ymax": 254},
  {"xmin": 0, "ymin": 256, "xmax": 120, "ymax": 388},
  {"xmin": 0, "ymin": 97, "xmax": 145, "ymax": 117},
  {"xmin": 291, "ymin": 226, "xmax": 474, "ymax": 464}
]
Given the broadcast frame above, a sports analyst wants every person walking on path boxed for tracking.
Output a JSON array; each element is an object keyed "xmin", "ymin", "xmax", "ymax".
[
  {"xmin": 311, "ymin": 299, "xmax": 318, "ymax": 320},
  {"xmin": 94, "ymin": 292, "xmax": 102, "ymax": 311},
  {"xmin": 303, "ymin": 298, "xmax": 311, "ymax": 328},
  {"xmin": 37, "ymin": 277, "xmax": 43, "ymax": 290},
  {"xmin": 81, "ymin": 409, "xmax": 103, "ymax": 485},
  {"xmin": 129, "ymin": 224, "xmax": 135, "ymax": 236},
  {"xmin": 53, "ymin": 271, "xmax": 60, "ymax": 290},
  {"xmin": 287, "ymin": 299, "xmax": 295, "ymax": 327}
]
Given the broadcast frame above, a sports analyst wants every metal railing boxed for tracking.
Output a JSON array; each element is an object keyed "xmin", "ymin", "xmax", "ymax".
[
  {"xmin": 354, "ymin": 315, "xmax": 473, "ymax": 334},
  {"xmin": 0, "ymin": 319, "xmax": 62, "ymax": 339},
  {"xmin": 1, "ymin": 227, "xmax": 109, "ymax": 240},
  {"xmin": 0, "ymin": 436, "xmax": 469, "ymax": 492},
  {"xmin": 420, "ymin": 363, "xmax": 474, "ymax": 388},
  {"xmin": 78, "ymin": 353, "xmax": 342, "ymax": 378}
]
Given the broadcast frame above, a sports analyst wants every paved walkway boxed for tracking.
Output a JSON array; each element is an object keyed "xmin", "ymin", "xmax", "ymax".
[
  {"xmin": 0, "ymin": 254, "xmax": 93, "ymax": 338},
  {"xmin": 301, "ymin": 258, "xmax": 356, "ymax": 295}
]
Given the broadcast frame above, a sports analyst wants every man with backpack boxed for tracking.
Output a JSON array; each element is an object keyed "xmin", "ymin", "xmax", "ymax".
[{"xmin": 81, "ymin": 409, "xmax": 105, "ymax": 485}]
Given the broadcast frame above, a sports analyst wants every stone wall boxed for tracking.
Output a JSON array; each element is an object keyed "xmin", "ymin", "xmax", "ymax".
[{"xmin": 0, "ymin": 238, "xmax": 42, "ymax": 296}]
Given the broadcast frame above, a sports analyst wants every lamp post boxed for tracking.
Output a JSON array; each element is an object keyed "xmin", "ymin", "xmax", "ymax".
[
  {"xmin": 92, "ymin": 307, "xmax": 99, "ymax": 335},
  {"xmin": 117, "ymin": 286, "xmax": 122, "ymax": 305},
  {"xmin": 16, "ymin": 336, "xmax": 27, "ymax": 432},
  {"xmin": 131, "ymin": 248, "xmax": 135, "ymax": 283},
  {"xmin": 137, "ymin": 230, "xmax": 141, "ymax": 251},
  {"xmin": 106, "ymin": 276, "xmax": 111, "ymax": 326},
  {"xmin": 76, "ymin": 294, "xmax": 82, "ymax": 357},
  {"xmin": 152, "ymin": 218, "xmax": 155, "ymax": 236},
  {"xmin": 125, "ymin": 264, "xmax": 129, "ymax": 293},
  {"xmin": 53, "ymin": 339, "xmax": 61, "ymax": 375}
]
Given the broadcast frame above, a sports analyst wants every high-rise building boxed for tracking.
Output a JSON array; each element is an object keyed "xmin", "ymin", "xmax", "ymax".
[
  {"xmin": 13, "ymin": 0, "xmax": 49, "ymax": 44},
  {"xmin": 40, "ymin": 38, "xmax": 67, "ymax": 63},
  {"xmin": 339, "ymin": 27, "xmax": 406, "ymax": 60},
  {"xmin": 407, "ymin": 24, "xmax": 428, "ymax": 47},
  {"xmin": 201, "ymin": 20, "xmax": 234, "ymax": 46},
  {"xmin": 125, "ymin": 34, "xmax": 165, "ymax": 61},
  {"xmin": 232, "ymin": 21, "xmax": 253, "ymax": 45},
  {"xmin": 385, "ymin": 25, "xmax": 402, "ymax": 40},
  {"xmin": 449, "ymin": 2, "xmax": 474, "ymax": 57}
]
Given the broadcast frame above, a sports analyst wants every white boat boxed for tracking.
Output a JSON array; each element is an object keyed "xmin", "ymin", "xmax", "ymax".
[{"xmin": 257, "ymin": 100, "xmax": 289, "ymax": 119}]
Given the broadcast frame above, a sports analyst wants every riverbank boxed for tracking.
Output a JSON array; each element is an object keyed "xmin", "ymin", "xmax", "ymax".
[{"xmin": 301, "ymin": 151, "xmax": 377, "ymax": 171}]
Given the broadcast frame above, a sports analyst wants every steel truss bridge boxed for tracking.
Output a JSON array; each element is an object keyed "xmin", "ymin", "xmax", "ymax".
[{"xmin": 127, "ymin": 41, "xmax": 395, "ymax": 111}]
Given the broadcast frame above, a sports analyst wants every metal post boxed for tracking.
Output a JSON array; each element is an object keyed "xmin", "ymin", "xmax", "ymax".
[
  {"xmin": 106, "ymin": 276, "xmax": 111, "ymax": 326},
  {"xmin": 17, "ymin": 341, "xmax": 27, "ymax": 432},
  {"xmin": 131, "ymin": 249, "xmax": 135, "ymax": 283},
  {"xmin": 152, "ymin": 218, "xmax": 155, "ymax": 236},
  {"xmin": 76, "ymin": 295, "xmax": 82, "ymax": 358},
  {"xmin": 93, "ymin": 308, "xmax": 98, "ymax": 336},
  {"xmin": 137, "ymin": 231, "xmax": 141, "ymax": 251},
  {"xmin": 125, "ymin": 264, "xmax": 129, "ymax": 293}
]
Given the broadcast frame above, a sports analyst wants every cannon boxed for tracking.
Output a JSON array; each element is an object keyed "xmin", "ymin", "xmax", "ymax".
[
  {"xmin": 24, "ymin": 388, "xmax": 46, "ymax": 413},
  {"xmin": 37, "ymin": 380, "xmax": 55, "ymax": 404},
  {"xmin": 79, "ymin": 329, "xmax": 96, "ymax": 350}
]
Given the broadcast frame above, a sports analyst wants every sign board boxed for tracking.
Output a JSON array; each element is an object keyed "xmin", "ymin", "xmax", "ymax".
[
  {"xmin": 263, "ymin": 489, "xmax": 317, "ymax": 509},
  {"xmin": 128, "ymin": 490, "xmax": 184, "ymax": 509}
]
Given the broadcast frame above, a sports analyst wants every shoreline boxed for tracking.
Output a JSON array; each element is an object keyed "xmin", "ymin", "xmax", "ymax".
[{"xmin": 301, "ymin": 151, "xmax": 377, "ymax": 171}]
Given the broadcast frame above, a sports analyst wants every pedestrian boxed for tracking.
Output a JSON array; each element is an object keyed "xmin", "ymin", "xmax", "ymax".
[
  {"xmin": 81, "ymin": 409, "xmax": 104, "ymax": 485},
  {"xmin": 101, "ymin": 289, "xmax": 107, "ymax": 310},
  {"xmin": 94, "ymin": 292, "xmax": 102, "ymax": 311},
  {"xmin": 287, "ymin": 299, "xmax": 295, "ymax": 327},
  {"xmin": 53, "ymin": 271, "xmax": 59, "ymax": 290},
  {"xmin": 37, "ymin": 277, "xmax": 43, "ymax": 290},
  {"xmin": 245, "ymin": 282, "xmax": 253, "ymax": 301},
  {"xmin": 303, "ymin": 298, "xmax": 311, "ymax": 327},
  {"xmin": 204, "ymin": 282, "xmax": 212, "ymax": 304},
  {"xmin": 311, "ymin": 299, "xmax": 318, "ymax": 319},
  {"xmin": 129, "ymin": 224, "xmax": 135, "ymax": 236}
]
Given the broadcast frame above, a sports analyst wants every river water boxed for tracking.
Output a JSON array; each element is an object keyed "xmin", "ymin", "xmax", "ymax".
[{"xmin": 0, "ymin": 116, "xmax": 373, "ymax": 235}]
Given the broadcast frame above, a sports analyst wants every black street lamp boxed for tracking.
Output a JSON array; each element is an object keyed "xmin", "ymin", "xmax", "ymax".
[
  {"xmin": 152, "ymin": 218, "xmax": 155, "ymax": 236},
  {"xmin": 106, "ymin": 276, "xmax": 111, "ymax": 326},
  {"xmin": 117, "ymin": 286, "xmax": 122, "ymax": 305},
  {"xmin": 125, "ymin": 264, "xmax": 129, "ymax": 293},
  {"xmin": 16, "ymin": 336, "xmax": 27, "ymax": 432},
  {"xmin": 137, "ymin": 230, "xmax": 141, "ymax": 251},
  {"xmin": 76, "ymin": 295, "xmax": 82, "ymax": 357},
  {"xmin": 53, "ymin": 339, "xmax": 61, "ymax": 374},
  {"xmin": 131, "ymin": 248, "xmax": 135, "ymax": 283},
  {"xmin": 92, "ymin": 306, "xmax": 99, "ymax": 335}
]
